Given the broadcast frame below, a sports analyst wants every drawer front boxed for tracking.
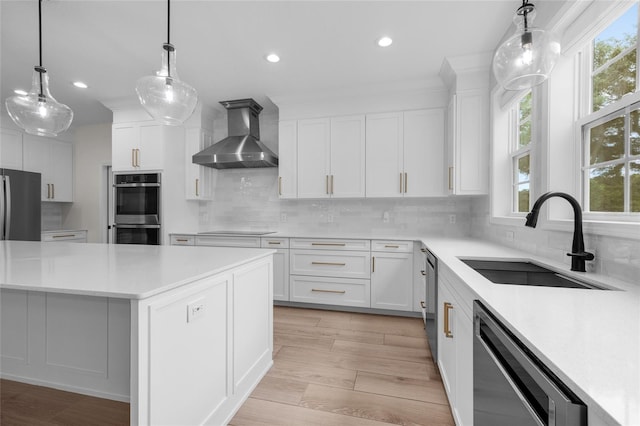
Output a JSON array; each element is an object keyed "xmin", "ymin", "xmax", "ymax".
[
  {"xmin": 170, "ymin": 234, "xmax": 196, "ymax": 246},
  {"xmin": 195, "ymin": 235, "xmax": 261, "ymax": 248},
  {"xmin": 290, "ymin": 250, "xmax": 371, "ymax": 279},
  {"xmin": 290, "ymin": 238, "xmax": 370, "ymax": 251},
  {"xmin": 41, "ymin": 231, "xmax": 87, "ymax": 242},
  {"xmin": 371, "ymin": 240, "xmax": 414, "ymax": 252},
  {"xmin": 290, "ymin": 275, "xmax": 370, "ymax": 307},
  {"xmin": 261, "ymin": 237, "xmax": 290, "ymax": 249}
]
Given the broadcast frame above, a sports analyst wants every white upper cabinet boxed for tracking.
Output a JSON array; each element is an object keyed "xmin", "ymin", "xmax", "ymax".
[
  {"xmin": 112, "ymin": 123, "xmax": 166, "ymax": 172},
  {"xmin": 297, "ymin": 118, "xmax": 331, "ymax": 198},
  {"xmin": 0, "ymin": 127, "xmax": 23, "ymax": 170},
  {"xmin": 330, "ymin": 115, "xmax": 365, "ymax": 198},
  {"xmin": 277, "ymin": 120, "xmax": 297, "ymax": 199},
  {"xmin": 23, "ymin": 135, "xmax": 73, "ymax": 202},
  {"xmin": 366, "ymin": 109, "xmax": 445, "ymax": 198},
  {"xmin": 404, "ymin": 109, "xmax": 446, "ymax": 197},
  {"xmin": 185, "ymin": 128, "xmax": 215, "ymax": 200},
  {"xmin": 447, "ymin": 90, "xmax": 489, "ymax": 195},
  {"xmin": 365, "ymin": 112, "xmax": 403, "ymax": 198}
]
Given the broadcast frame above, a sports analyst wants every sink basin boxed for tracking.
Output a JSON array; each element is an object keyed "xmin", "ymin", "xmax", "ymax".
[{"xmin": 460, "ymin": 259, "xmax": 608, "ymax": 290}]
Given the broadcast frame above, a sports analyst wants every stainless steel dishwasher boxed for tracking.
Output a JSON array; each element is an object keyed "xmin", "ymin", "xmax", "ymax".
[
  {"xmin": 424, "ymin": 249, "xmax": 438, "ymax": 362},
  {"xmin": 473, "ymin": 301, "xmax": 587, "ymax": 426}
]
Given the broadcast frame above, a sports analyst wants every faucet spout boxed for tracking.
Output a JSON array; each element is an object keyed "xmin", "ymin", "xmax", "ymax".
[{"xmin": 525, "ymin": 192, "xmax": 594, "ymax": 272}]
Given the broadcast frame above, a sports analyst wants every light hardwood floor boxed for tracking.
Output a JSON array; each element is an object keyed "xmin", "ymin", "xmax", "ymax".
[{"xmin": 0, "ymin": 306, "xmax": 453, "ymax": 426}]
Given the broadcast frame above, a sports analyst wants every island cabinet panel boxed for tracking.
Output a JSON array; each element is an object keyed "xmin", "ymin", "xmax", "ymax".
[{"xmin": 0, "ymin": 289, "xmax": 130, "ymax": 401}]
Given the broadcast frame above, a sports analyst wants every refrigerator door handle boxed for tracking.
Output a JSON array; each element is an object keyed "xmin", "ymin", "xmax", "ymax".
[
  {"xmin": 0, "ymin": 176, "xmax": 5, "ymax": 240},
  {"xmin": 4, "ymin": 176, "xmax": 11, "ymax": 239}
]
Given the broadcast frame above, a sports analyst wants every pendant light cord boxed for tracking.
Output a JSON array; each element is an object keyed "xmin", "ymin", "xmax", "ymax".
[
  {"xmin": 37, "ymin": 0, "xmax": 44, "ymax": 98},
  {"xmin": 164, "ymin": 0, "xmax": 172, "ymax": 79}
]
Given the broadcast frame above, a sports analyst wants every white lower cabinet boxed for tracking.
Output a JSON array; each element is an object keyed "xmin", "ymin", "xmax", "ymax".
[
  {"xmin": 41, "ymin": 230, "xmax": 88, "ymax": 243},
  {"xmin": 261, "ymin": 237, "xmax": 290, "ymax": 302},
  {"xmin": 438, "ymin": 265, "xmax": 474, "ymax": 426},
  {"xmin": 290, "ymin": 275, "xmax": 370, "ymax": 308},
  {"xmin": 371, "ymin": 241, "xmax": 414, "ymax": 311}
]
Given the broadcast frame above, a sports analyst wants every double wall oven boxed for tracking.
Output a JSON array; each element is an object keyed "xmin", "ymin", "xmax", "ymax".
[{"xmin": 113, "ymin": 173, "xmax": 161, "ymax": 245}]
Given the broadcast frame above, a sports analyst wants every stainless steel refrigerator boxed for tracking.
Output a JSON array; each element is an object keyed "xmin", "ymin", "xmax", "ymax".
[{"xmin": 1, "ymin": 168, "xmax": 41, "ymax": 241}]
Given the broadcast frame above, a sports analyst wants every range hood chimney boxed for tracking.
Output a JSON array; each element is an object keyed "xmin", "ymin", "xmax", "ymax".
[{"xmin": 192, "ymin": 98, "xmax": 278, "ymax": 169}]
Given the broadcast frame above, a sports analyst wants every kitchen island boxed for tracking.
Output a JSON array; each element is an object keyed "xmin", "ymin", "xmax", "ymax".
[{"xmin": 0, "ymin": 241, "xmax": 275, "ymax": 425}]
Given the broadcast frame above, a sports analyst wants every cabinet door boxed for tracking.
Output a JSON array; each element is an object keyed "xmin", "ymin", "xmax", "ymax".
[
  {"xmin": 438, "ymin": 281, "xmax": 457, "ymax": 407},
  {"xmin": 365, "ymin": 112, "xmax": 403, "ymax": 197},
  {"xmin": 297, "ymin": 118, "xmax": 330, "ymax": 198},
  {"xmin": 112, "ymin": 125, "xmax": 138, "ymax": 172},
  {"xmin": 371, "ymin": 252, "xmax": 413, "ymax": 311},
  {"xmin": 272, "ymin": 249, "xmax": 290, "ymax": 301},
  {"xmin": 0, "ymin": 128, "xmax": 23, "ymax": 169},
  {"xmin": 23, "ymin": 135, "xmax": 53, "ymax": 200},
  {"xmin": 185, "ymin": 128, "xmax": 214, "ymax": 200},
  {"xmin": 138, "ymin": 124, "xmax": 165, "ymax": 170},
  {"xmin": 450, "ymin": 89, "xmax": 489, "ymax": 195},
  {"xmin": 50, "ymin": 140, "xmax": 73, "ymax": 202},
  {"xmin": 403, "ymin": 109, "xmax": 446, "ymax": 197},
  {"xmin": 455, "ymin": 307, "xmax": 473, "ymax": 426},
  {"xmin": 278, "ymin": 120, "xmax": 297, "ymax": 199},
  {"xmin": 330, "ymin": 115, "xmax": 365, "ymax": 198}
]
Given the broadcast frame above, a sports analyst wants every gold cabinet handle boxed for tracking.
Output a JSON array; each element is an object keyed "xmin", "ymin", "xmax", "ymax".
[
  {"xmin": 420, "ymin": 300, "xmax": 426, "ymax": 309},
  {"xmin": 46, "ymin": 183, "xmax": 51, "ymax": 199},
  {"xmin": 326, "ymin": 175, "xmax": 329, "ymax": 195},
  {"xmin": 421, "ymin": 270, "xmax": 427, "ymax": 276},
  {"xmin": 385, "ymin": 244, "xmax": 399, "ymax": 248},
  {"xmin": 136, "ymin": 149, "xmax": 140, "ymax": 167},
  {"xmin": 311, "ymin": 242, "xmax": 346, "ymax": 247},
  {"xmin": 448, "ymin": 166, "xmax": 453, "ymax": 191},
  {"xmin": 311, "ymin": 261, "xmax": 346, "ymax": 266},
  {"xmin": 278, "ymin": 176, "xmax": 282, "ymax": 196},
  {"xmin": 132, "ymin": 149, "xmax": 135, "ymax": 167},
  {"xmin": 404, "ymin": 172, "xmax": 408, "ymax": 193},
  {"xmin": 444, "ymin": 302, "xmax": 453, "ymax": 338},
  {"xmin": 267, "ymin": 241, "xmax": 281, "ymax": 245},
  {"xmin": 400, "ymin": 172, "xmax": 403, "ymax": 193},
  {"xmin": 52, "ymin": 183, "xmax": 55, "ymax": 199},
  {"xmin": 311, "ymin": 288, "xmax": 346, "ymax": 294},
  {"xmin": 331, "ymin": 175, "xmax": 334, "ymax": 195},
  {"xmin": 176, "ymin": 238, "xmax": 189, "ymax": 242},
  {"xmin": 372, "ymin": 256, "xmax": 375, "ymax": 272},
  {"xmin": 53, "ymin": 234, "xmax": 75, "ymax": 238}
]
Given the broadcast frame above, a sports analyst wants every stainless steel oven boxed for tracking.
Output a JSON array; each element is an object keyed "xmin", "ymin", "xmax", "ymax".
[
  {"xmin": 113, "ymin": 173, "xmax": 161, "ymax": 245},
  {"xmin": 474, "ymin": 300, "xmax": 586, "ymax": 426}
]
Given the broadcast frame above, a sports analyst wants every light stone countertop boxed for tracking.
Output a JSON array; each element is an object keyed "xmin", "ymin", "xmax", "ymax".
[
  {"xmin": 420, "ymin": 237, "xmax": 639, "ymax": 426},
  {"xmin": 0, "ymin": 241, "xmax": 275, "ymax": 300}
]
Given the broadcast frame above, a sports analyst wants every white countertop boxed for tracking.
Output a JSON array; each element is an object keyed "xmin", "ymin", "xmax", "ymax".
[
  {"xmin": 420, "ymin": 237, "xmax": 639, "ymax": 426},
  {"xmin": 0, "ymin": 241, "xmax": 274, "ymax": 300}
]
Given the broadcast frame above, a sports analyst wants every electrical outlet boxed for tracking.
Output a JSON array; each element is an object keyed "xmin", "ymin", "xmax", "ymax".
[
  {"xmin": 449, "ymin": 214, "xmax": 456, "ymax": 224},
  {"xmin": 280, "ymin": 212, "xmax": 287, "ymax": 222},
  {"xmin": 187, "ymin": 300, "xmax": 205, "ymax": 323},
  {"xmin": 327, "ymin": 213, "xmax": 334, "ymax": 223}
]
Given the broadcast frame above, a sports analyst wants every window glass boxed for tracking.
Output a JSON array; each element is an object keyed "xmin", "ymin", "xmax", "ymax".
[
  {"xmin": 632, "ymin": 161, "xmax": 640, "ymax": 212},
  {"xmin": 592, "ymin": 4, "xmax": 638, "ymax": 111},
  {"xmin": 631, "ymin": 108, "xmax": 640, "ymax": 155},
  {"xmin": 515, "ymin": 153, "xmax": 531, "ymax": 213},
  {"xmin": 518, "ymin": 183, "xmax": 530, "ymax": 213},
  {"xmin": 518, "ymin": 92, "xmax": 532, "ymax": 148},
  {"xmin": 589, "ymin": 164, "xmax": 625, "ymax": 212},
  {"xmin": 589, "ymin": 115, "xmax": 625, "ymax": 164}
]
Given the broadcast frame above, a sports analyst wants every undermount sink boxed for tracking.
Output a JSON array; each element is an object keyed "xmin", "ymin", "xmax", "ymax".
[{"xmin": 460, "ymin": 259, "xmax": 609, "ymax": 290}]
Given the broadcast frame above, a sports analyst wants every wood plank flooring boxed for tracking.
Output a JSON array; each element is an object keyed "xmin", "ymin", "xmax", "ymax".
[
  {"xmin": 229, "ymin": 306, "xmax": 454, "ymax": 426},
  {"xmin": 0, "ymin": 306, "xmax": 453, "ymax": 426}
]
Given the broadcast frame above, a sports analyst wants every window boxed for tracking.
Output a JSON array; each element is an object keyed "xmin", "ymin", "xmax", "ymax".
[
  {"xmin": 592, "ymin": 3, "xmax": 638, "ymax": 112},
  {"xmin": 512, "ymin": 91, "xmax": 532, "ymax": 213},
  {"xmin": 582, "ymin": 3, "xmax": 640, "ymax": 214}
]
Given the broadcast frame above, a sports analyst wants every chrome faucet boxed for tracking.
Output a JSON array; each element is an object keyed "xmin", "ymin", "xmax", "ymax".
[{"xmin": 525, "ymin": 191, "xmax": 594, "ymax": 272}]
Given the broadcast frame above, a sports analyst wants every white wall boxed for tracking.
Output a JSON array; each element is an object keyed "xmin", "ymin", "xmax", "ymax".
[{"xmin": 61, "ymin": 123, "xmax": 112, "ymax": 242}]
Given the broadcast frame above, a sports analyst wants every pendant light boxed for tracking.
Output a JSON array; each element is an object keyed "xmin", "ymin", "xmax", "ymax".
[
  {"xmin": 136, "ymin": 0, "xmax": 198, "ymax": 125},
  {"xmin": 5, "ymin": 0, "xmax": 73, "ymax": 137},
  {"xmin": 493, "ymin": 0, "xmax": 561, "ymax": 91}
]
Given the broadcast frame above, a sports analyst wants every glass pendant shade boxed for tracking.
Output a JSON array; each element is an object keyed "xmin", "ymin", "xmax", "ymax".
[
  {"xmin": 136, "ymin": 44, "xmax": 198, "ymax": 125},
  {"xmin": 493, "ymin": 6, "xmax": 561, "ymax": 91},
  {"xmin": 5, "ymin": 67, "xmax": 73, "ymax": 137}
]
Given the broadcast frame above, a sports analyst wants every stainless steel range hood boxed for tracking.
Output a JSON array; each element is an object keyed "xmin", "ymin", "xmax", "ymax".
[{"xmin": 192, "ymin": 99, "xmax": 278, "ymax": 169}]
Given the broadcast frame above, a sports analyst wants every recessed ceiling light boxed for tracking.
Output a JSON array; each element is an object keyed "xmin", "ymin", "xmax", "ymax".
[
  {"xmin": 73, "ymin": 81, "xmax": 88, "ymax": 89},
  {"xmin": 14, "ymin": 89, "xmax": 28, "ymax": 96},
  {"xmin": 377, "ymin": 36, "xmax": 393, "ymax": 48},
  {"xmin": 266, "ymin": 53, "xmax": 280, "ymax": 63}
]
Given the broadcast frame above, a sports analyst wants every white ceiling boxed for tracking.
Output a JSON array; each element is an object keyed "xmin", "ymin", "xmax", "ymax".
[{"xmin": 0, "ymin": 0, "xmax": 566, "ymax": 129}]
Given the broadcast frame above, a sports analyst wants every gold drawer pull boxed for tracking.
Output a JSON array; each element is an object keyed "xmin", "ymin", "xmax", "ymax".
[
  {"xmin": 311, "ymin": 261, "xmax": 346, "ymax": 266},
  {"xmin": 311, "ymin": 242, "xmax": 346, "ymax": 246},
  {"xmin": 384, "ymin": 244, "xmax": 400, "ymax": 248},
  {"xmin": 444, "ymin": 302, "xmax": 453, "ymax": 338},
  {"xmin": 176, "ymin": 238, "xmax": 189, "ymax": 242},
  {"xmin": 53, "ymin": 234, "xmax": 75, "ymax": 238},
  {"xmin": 311, "ymin": 288, "xmax": 346, "ymax": 294},
  {"xmin": 420, "ymin": 300, "xmax": 426, "ymax": 309},
  {"xmin": 268, "ymin": 241, "xmax": 281, "ymax": 245}
]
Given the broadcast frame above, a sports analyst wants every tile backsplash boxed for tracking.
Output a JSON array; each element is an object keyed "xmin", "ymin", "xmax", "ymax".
[
  {"xmin": 41, "ymin": 202, "xmax": 64, "ymax": 231},
  {"xmin": 200, "ymin": 168, "xmax": 473, "ymax": 237},
  {"xmin": 470, "ymin": 197, "xmax": 640, "ymax": 285}
]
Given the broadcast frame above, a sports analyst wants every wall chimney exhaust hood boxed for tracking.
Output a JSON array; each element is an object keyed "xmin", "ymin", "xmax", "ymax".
[{"xmin": 192, "ymin": 98, "xmax": 278, "ymax": 169}]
